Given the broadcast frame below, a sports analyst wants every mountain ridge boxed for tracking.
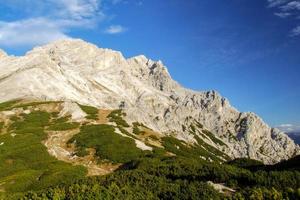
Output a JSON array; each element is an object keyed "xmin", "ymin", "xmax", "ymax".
[{"xmin": 0, "ymin": 39, "xmax": 298, "ymax": 164}]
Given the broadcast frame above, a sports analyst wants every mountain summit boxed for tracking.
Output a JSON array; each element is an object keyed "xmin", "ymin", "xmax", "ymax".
[{"xmin": 0, "ymin": 39, "xmax": 298, "ymax": 163}]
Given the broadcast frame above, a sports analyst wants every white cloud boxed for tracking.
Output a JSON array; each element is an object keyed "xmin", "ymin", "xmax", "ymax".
[
  {"xmin": 52, "ymin": 0, "xmax": 101, "ymax": 19},
  {"xmin": 278, "ymin": 124, "xmax": 294, "ymax": 127},
  {"xmin": 104, "ymin": 25, "xmax": 127, "ymax": 34},
  {"xmin": 280, "ymin": 1, "xmax": 300, "ymax": 11},
  {"xmin": 290, "ymin": 25, "xmax": 300, "ymax": 36},
  {"xmin": 0, "ymin": 18, "xmax": 70, "ymax": 46},
  {"xmin": 268, "ymin": 0, "xmax": 290, "ymax": 8},
  {"xmin": 274, "ymin": 12, "xmax": 291, "ymax": 18},
  {"xmin": 0, "ymin": 0, "xmax": 125, "ymax": 47},
  {"xmin": 267, "ymin": 0, "xmax": 300, "ymax": 37},
  {"xmin": 276, "ymin": 123, "xmax": 300, "ymax": 132}
]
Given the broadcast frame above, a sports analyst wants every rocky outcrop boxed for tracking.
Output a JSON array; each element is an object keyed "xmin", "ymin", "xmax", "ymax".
[{"xmin": 0, "ymin": 39, "xmax": 298, "ymax": 163}]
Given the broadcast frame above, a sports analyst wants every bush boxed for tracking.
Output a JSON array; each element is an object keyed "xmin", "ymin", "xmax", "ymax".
[
  {"xmin": 68, "ymin": 124, "xmax": 145, "ymax": 163},
  {"xmin": 78, "ymin": 104, "xmax": 98, "ymax": 120},
  {"xmin": 227, "ymin": 158, "xmax": 264, "ymax": 169},
  {"xmin": 202, "ymin": 130, "xmax": 227, "ymax": 146},
  {"xmin": 0, "ymin": 111, "xmax": 87, "ymax": 194},
  {"xmin": 48, "ymin": 122, "xmax": 80, "ymax": 131},
  {"xmin": 107, "ymin": 110, "xmax": 130, "ymax": 127}
]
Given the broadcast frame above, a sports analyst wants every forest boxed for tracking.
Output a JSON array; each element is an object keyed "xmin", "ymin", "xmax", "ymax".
[{"xmin": 18, "ymin": 155, "xmax": 300, "ymax": 200}]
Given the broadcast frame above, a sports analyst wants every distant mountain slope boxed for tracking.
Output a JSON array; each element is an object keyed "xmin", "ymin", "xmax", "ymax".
[
  {"xmin": 0, "ymin": 39, "xmax": 299, "ymax": 163},
  {"xmin": 287, "ymin": 132, "xmax": 300, "ymax": 144}
]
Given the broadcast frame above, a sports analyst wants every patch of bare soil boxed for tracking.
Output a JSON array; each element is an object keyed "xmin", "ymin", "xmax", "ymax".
[
  {"xmin": 97, "ymin": 109, "xmax": 111, "ymax": 124},
  {"xmin": 138, "ymin": 127, "xmax": 164, "ymax": 148},
  {"xmin": 35, "ymin": 103, "xmax": 61, "ymax": 113},
  {"xmin": 44, "ymin": 129, "xmax": 120, "ymax": 176}
]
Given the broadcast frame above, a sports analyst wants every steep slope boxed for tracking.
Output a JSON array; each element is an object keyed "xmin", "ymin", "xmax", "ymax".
[
  {"xmin": 0, "ymin": 39, "xmax": 298, "ymax": 163},
  {"xmin": 0, "ymin": 99, "xmax": 230, "ymax": 194}
]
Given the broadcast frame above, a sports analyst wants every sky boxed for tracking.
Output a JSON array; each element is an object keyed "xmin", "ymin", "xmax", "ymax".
[{"xmin": 0, "ymin": 0, "xmax": 299, "ymax": 132}]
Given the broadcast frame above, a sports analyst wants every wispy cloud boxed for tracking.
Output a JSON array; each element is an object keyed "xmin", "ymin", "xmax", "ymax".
[
  {"xmin": 0, "ymin": 0, "xmax": 127, "ymax": 46},
  {"xmin": 274, "ymin": 12, "xmax": 291, "ymax": 18},
  {"xmin": 267, "ymin": 0, "xmax": 300, "ymax": 37},
  {"xmin": 0, "ymin": 18, "xmax": 70, "ymax": 47},
  {"xmin": 280, "ymin": 1, "xmax": 300, "ymax": 11},
  {"xmin": 290, "ymin": 25, "xmax": 300, "ymax": 36},
  {"xmin": 268, "ymin": 0, "xmax": 290, "ymax": 8},
  {"xmin": 276, "ymin": 123, "xmax": 300, "ymax": 132},
  {"xmin": 104, "ymin": 25, "xmax": 127, "ymax": 34},
  {"xmin": 52, "ymin": 0, "xmax": 101, "ymax": 19}
]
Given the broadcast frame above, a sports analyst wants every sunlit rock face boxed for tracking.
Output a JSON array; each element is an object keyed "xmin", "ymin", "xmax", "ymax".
[{"xmin": 0, "ymin": 39, "xmax": 298, "ymax": 164}]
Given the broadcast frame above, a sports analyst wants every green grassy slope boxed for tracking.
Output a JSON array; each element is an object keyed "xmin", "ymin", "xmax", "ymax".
[
  {"xmin": 0, "ymin": 100, "xmax": 298, "ymax": 200},
  {"xmin": 68, "ymin": 124, "xmax": 147, "ymax": 163},
  {"xmin": 0, "ymin": 102, "xmax": 87, "ymax": 198}
]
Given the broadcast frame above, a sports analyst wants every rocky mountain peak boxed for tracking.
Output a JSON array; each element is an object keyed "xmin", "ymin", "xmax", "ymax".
[{"xmin": 0, "ymin": 39, "xmax": 298, "ymax": 164}]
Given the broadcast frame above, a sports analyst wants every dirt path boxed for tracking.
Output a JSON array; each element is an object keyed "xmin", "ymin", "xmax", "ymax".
[
  {"xmin": 97, "ymin": 109, "xmax": 111, "ymax": 124},
  {"xmin": 44, "ymin": 129, "xmax": 120, "ymax": 176}
]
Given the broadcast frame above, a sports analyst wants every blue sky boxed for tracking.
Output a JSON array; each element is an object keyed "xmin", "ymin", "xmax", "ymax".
[{"xmin": 0, "ymin": 0, "xmax": 300, "ymax": 132}]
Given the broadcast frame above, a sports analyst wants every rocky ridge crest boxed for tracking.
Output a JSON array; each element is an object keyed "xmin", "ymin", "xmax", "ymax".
[{"xmin": 0, "ymin": 39, "xmax": 298, "ymax": 163}]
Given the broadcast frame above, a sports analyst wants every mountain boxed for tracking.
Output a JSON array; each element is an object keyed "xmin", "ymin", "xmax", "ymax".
[
  {"xmin": 0, "ymin": 39, "xmax": 299, "ymax": 164},
  {"xmin": 287, "ymin": 132, "xmax": 300, "ymax": 144}
]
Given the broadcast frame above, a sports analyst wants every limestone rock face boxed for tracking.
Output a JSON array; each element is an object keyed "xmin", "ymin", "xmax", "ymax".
[
  {"xmin": 59, "ymin": 101, "xmax": 87, "ymax": 122},
  {"xmin": 0, "ymin": 39, "xmax": 298, "ymax": 163}
]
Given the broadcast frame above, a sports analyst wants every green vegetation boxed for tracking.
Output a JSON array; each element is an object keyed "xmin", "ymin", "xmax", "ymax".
[
  {"xmin": 50, "ymin": 115, "xmax": 69, "ymax": 124},
  {"xmin": 0, "ymin": 111, "xmax": 87, "ymax": 196},
  {"xmin": 190, "ymin": 124, "xmax": 196, "ymax": 133},
  {"xmin": 195, "ymin": 136, "xmax": 230, "ymax": 160},
  {"xmin": 107, "ymin": 109, "xmax": 130, "ymax": 127},
  {"xmin": 132, "ymin": 122, "xmax": 145, "ymax": 135},
  {"xmin": 202, "ymin": 130, "xmax": 227, "ymax": 146},
  {"xmin": 228, "ymin": 158, "xmax": 264, "ymax": 169},
  {"xmin": 194, "ymin": 120, "xmax": 204, "ymax": 129},
  {"xmin": 68, "ymin": 124, "xmax": 146, "ymax": 163},
  {"xmin": 12, "ymin": 101, "xmax": 61, "ymax": 109},
  {"xmin": 47, "ymin": 122, "xmax": 80, "ymax": 131},
  {"xmin": 19, "ymin": 156, "xmax": 300, "ymax": 200},
  {"xmin": 227, "ymin": 131, "xmax": 238, "ymax": 141},
  {"xmin": 0, "ymin": 100, "xmax": 19, "ymax": 111},
  {"xmin": 271, "ymin": 155, "xmax": 300, "ymax": 171},
  {"xmin": 117, "ymin": 125, "xmax": 137, "ymax": 138},
  {"xmin": 0, "ymin": 122, "xmax": 4, "ymax": 132},
  {"xmin": 78, "ymin": 104, "xmax": 98, "ymax": 120},
  {"xmin": 8, "ymin": 111, "xmax": 51, "ymax": 134},
  {"xmin": 162, "ymin": 136, "xmax": 228, "ymax": 162},
  {"xmin": 149, "ymin": 134, "xmax": 159, "ymax": 141},
  {"xmin": 0, "ymin": 100, "xmax": 299, "ymax": 200}
]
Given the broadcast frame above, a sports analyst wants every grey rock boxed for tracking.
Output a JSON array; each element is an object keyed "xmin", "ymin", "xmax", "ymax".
[{"xmin": 0, "ymin": 39, "xmax": 298, "ymax": 164}]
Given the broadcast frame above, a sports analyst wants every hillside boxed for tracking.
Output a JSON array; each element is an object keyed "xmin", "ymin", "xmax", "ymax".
[
  {"xmin": 0, "ymin": 39, "xmax": 299, "ymax": 164},
  {"xmin": 0, "ymin": 100, "xmax": 299, "ymax": 199},
  {"xmin": 287, "ymin": 132, "xmax": 300, "ymax": 144},
  {"xmin": 0, "ymin": 99, "xmax": 229, "ymax": 194}
]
